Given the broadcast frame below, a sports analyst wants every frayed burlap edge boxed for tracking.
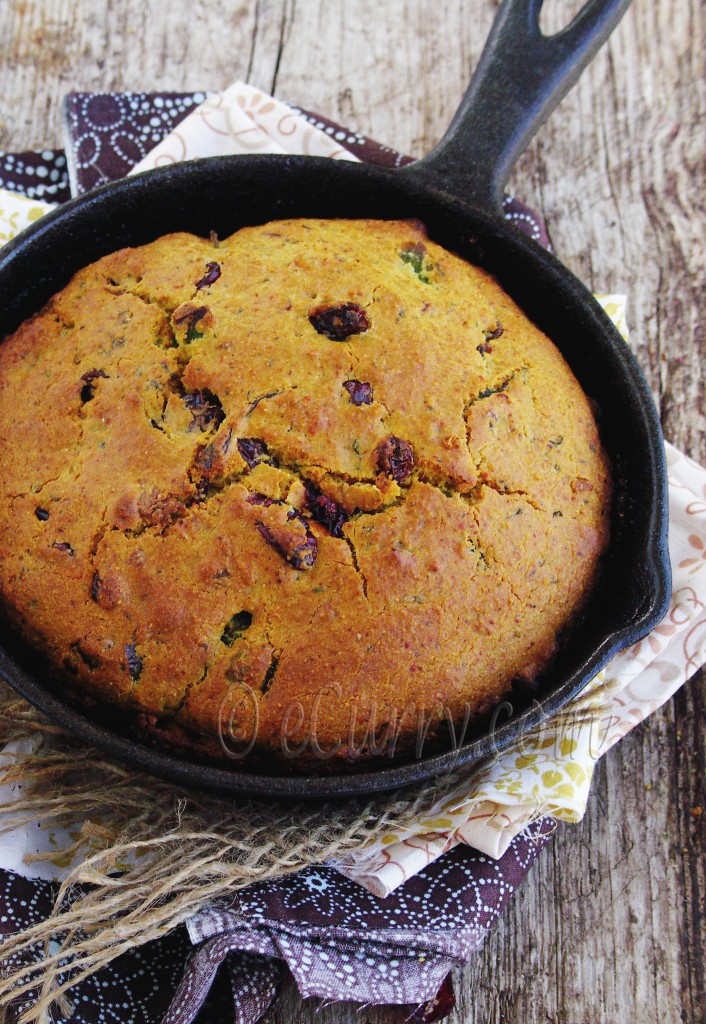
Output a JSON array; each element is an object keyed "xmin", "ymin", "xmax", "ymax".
[{"xmin": 0, "ymin": 684, "xmax": 472, "ymax": 1023}]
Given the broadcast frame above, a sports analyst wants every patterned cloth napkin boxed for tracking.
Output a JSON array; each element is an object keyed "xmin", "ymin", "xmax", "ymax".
[
  {"xmin": 0, "ymin": 82, "xmax": 704, "ymax": 1023},
  {"xmin": 1, "ymin": 824, "xmax": 552, "ymax": 1024}
]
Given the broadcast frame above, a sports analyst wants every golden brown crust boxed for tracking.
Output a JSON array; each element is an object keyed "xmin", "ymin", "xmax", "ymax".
[{"xmin": 0, "ymin": 219, "xmax": 611, "ymax": 767}]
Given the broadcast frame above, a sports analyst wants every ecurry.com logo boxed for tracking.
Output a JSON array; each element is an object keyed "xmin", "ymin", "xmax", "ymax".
[{"xmin": 217, "ymin": 680, "xmax": 517, "ymax": 763}]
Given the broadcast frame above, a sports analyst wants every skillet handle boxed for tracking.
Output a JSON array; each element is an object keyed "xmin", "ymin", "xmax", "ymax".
[{"xmin": 403, "ymin": 0, "xmax": 632, "ymax": 213}]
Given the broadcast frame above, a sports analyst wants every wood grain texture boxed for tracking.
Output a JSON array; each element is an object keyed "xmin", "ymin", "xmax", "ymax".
[{"xmin": 0, "ymin": 0, "xmax": 703, "ymax": 1021}]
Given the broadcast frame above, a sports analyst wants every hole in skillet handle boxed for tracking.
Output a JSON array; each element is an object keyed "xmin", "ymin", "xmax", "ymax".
[
  {"xmin": 539, "ymin": 0, "xmax": 592, "ymax": 35},
  {"xmin": 399, "ymin": 0, "xmax": 634, "ymax": 215}
]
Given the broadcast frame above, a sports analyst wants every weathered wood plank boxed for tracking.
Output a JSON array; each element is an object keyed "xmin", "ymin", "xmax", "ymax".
[{"xmin": 0, "ymin": 1, "xmax": 703, "ymax": 1021}]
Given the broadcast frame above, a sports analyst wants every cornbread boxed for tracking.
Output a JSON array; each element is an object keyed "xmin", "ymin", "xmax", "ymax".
[{"xmin": 0, "ymin": 219, "xmax": 610, "ymax": 766}]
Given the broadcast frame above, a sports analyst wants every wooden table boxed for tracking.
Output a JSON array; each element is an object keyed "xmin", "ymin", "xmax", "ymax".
[{"xmin": 0, "ymin": 1, "xmax": 703, "ymax": 1020}]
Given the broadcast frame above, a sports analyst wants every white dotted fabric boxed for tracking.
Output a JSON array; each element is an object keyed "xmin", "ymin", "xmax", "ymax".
[{"xmin": 160, "ymin": 827, "xmax": 549, "ymax": 1022}]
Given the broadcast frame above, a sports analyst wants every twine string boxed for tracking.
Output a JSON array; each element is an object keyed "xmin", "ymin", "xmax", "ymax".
[{"xmin": 0, "ymin": 684, "xmax": 466, "ymax": 1023}]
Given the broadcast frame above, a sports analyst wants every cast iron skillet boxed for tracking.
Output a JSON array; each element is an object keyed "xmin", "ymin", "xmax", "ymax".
[{"xmin": 0, "ymin": 0, "xmax": 671, "ymax": 798}]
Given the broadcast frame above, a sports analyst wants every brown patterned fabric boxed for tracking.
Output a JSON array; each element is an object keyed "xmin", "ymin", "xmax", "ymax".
[
  {"xmin": 1, "ymin": 821, "xmax": 553, "ymax": 1023},
  {"xmin": 0, "ymin": 149, "xmax": 70, "ymax": 203},
  {"xmin": 60, "ymin": 90, "xmax": 551, "ymax": 247}
]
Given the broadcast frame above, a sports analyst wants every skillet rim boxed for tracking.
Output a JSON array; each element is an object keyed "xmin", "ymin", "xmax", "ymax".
[{"xmin": 0, "ymin": 153, "xmax": 672, "ymax": 798}]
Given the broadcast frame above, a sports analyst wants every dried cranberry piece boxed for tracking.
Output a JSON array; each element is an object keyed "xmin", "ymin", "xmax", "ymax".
[
  {"xmin": 485, "ymin": 323, "xmax": 504, "ymax": 341},
  {"xmin": 195, "ymin": 262, "xmax": 221, "ymax": 290},
  {"xmin": 237, "ymin": 437, "xmax": 270, "ymax": 469},
  {"xmin": 173, "ymin": 304, "xmax": 209, "ymax": 342},
  {"xmin": 291, "ymin": 536, "xmax": 318, "ymax": 571},
  {"xmin": 305, "ymin": 482, "xmax": 347, "ymax": 538},
  {"xmin": 173, "ymin": 304, "xmax": 208, "ymax": 327},
  {"xmin": 125, "ymin": 643, "xmax": 143, "ymax": 682},
  {"xmin": 309, "ymin": 302, "xmax": 370, "ymax": 341},
  {"xmin": 477, "ymin": 324, "xmax": 503, "ymax": 356},
  {"xmin": 375, "ymin": 435, "xmax": 415, "ymax": 484},
  {"xmin": 257, "ymin": 519, "xmax": 285, "ymax": 556},
  {"xmin": 247, "ymin": 493, "xmax": 278, "ymax": 507},
  {"xmin": 342, "ymin": 379, "xmax": 373, "ymax": 406},
  {"xmin": 183, "ymin": 389, "xmax": 225, "ymax": 432},
  {"xmin": 52, "ymin": 541, "xmax": 75, "ymax": 555},
  {"xmin": 256, "ymin": 515, "xmax": 318, "ymax": 570},
  {"xmin": 80, "ymin": 368, "xmax": 109, "ymax": 402}
]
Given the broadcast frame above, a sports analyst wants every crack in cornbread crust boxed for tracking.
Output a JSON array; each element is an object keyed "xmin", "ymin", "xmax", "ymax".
[{"xmin": 0, "ymin": 219, "xmax": 610, "ymax": 765}]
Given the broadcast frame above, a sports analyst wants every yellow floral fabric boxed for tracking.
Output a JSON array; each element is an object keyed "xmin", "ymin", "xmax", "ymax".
[{"xmin": 0, "ymin": 190, "xmax": 54, "ymax": 242}]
